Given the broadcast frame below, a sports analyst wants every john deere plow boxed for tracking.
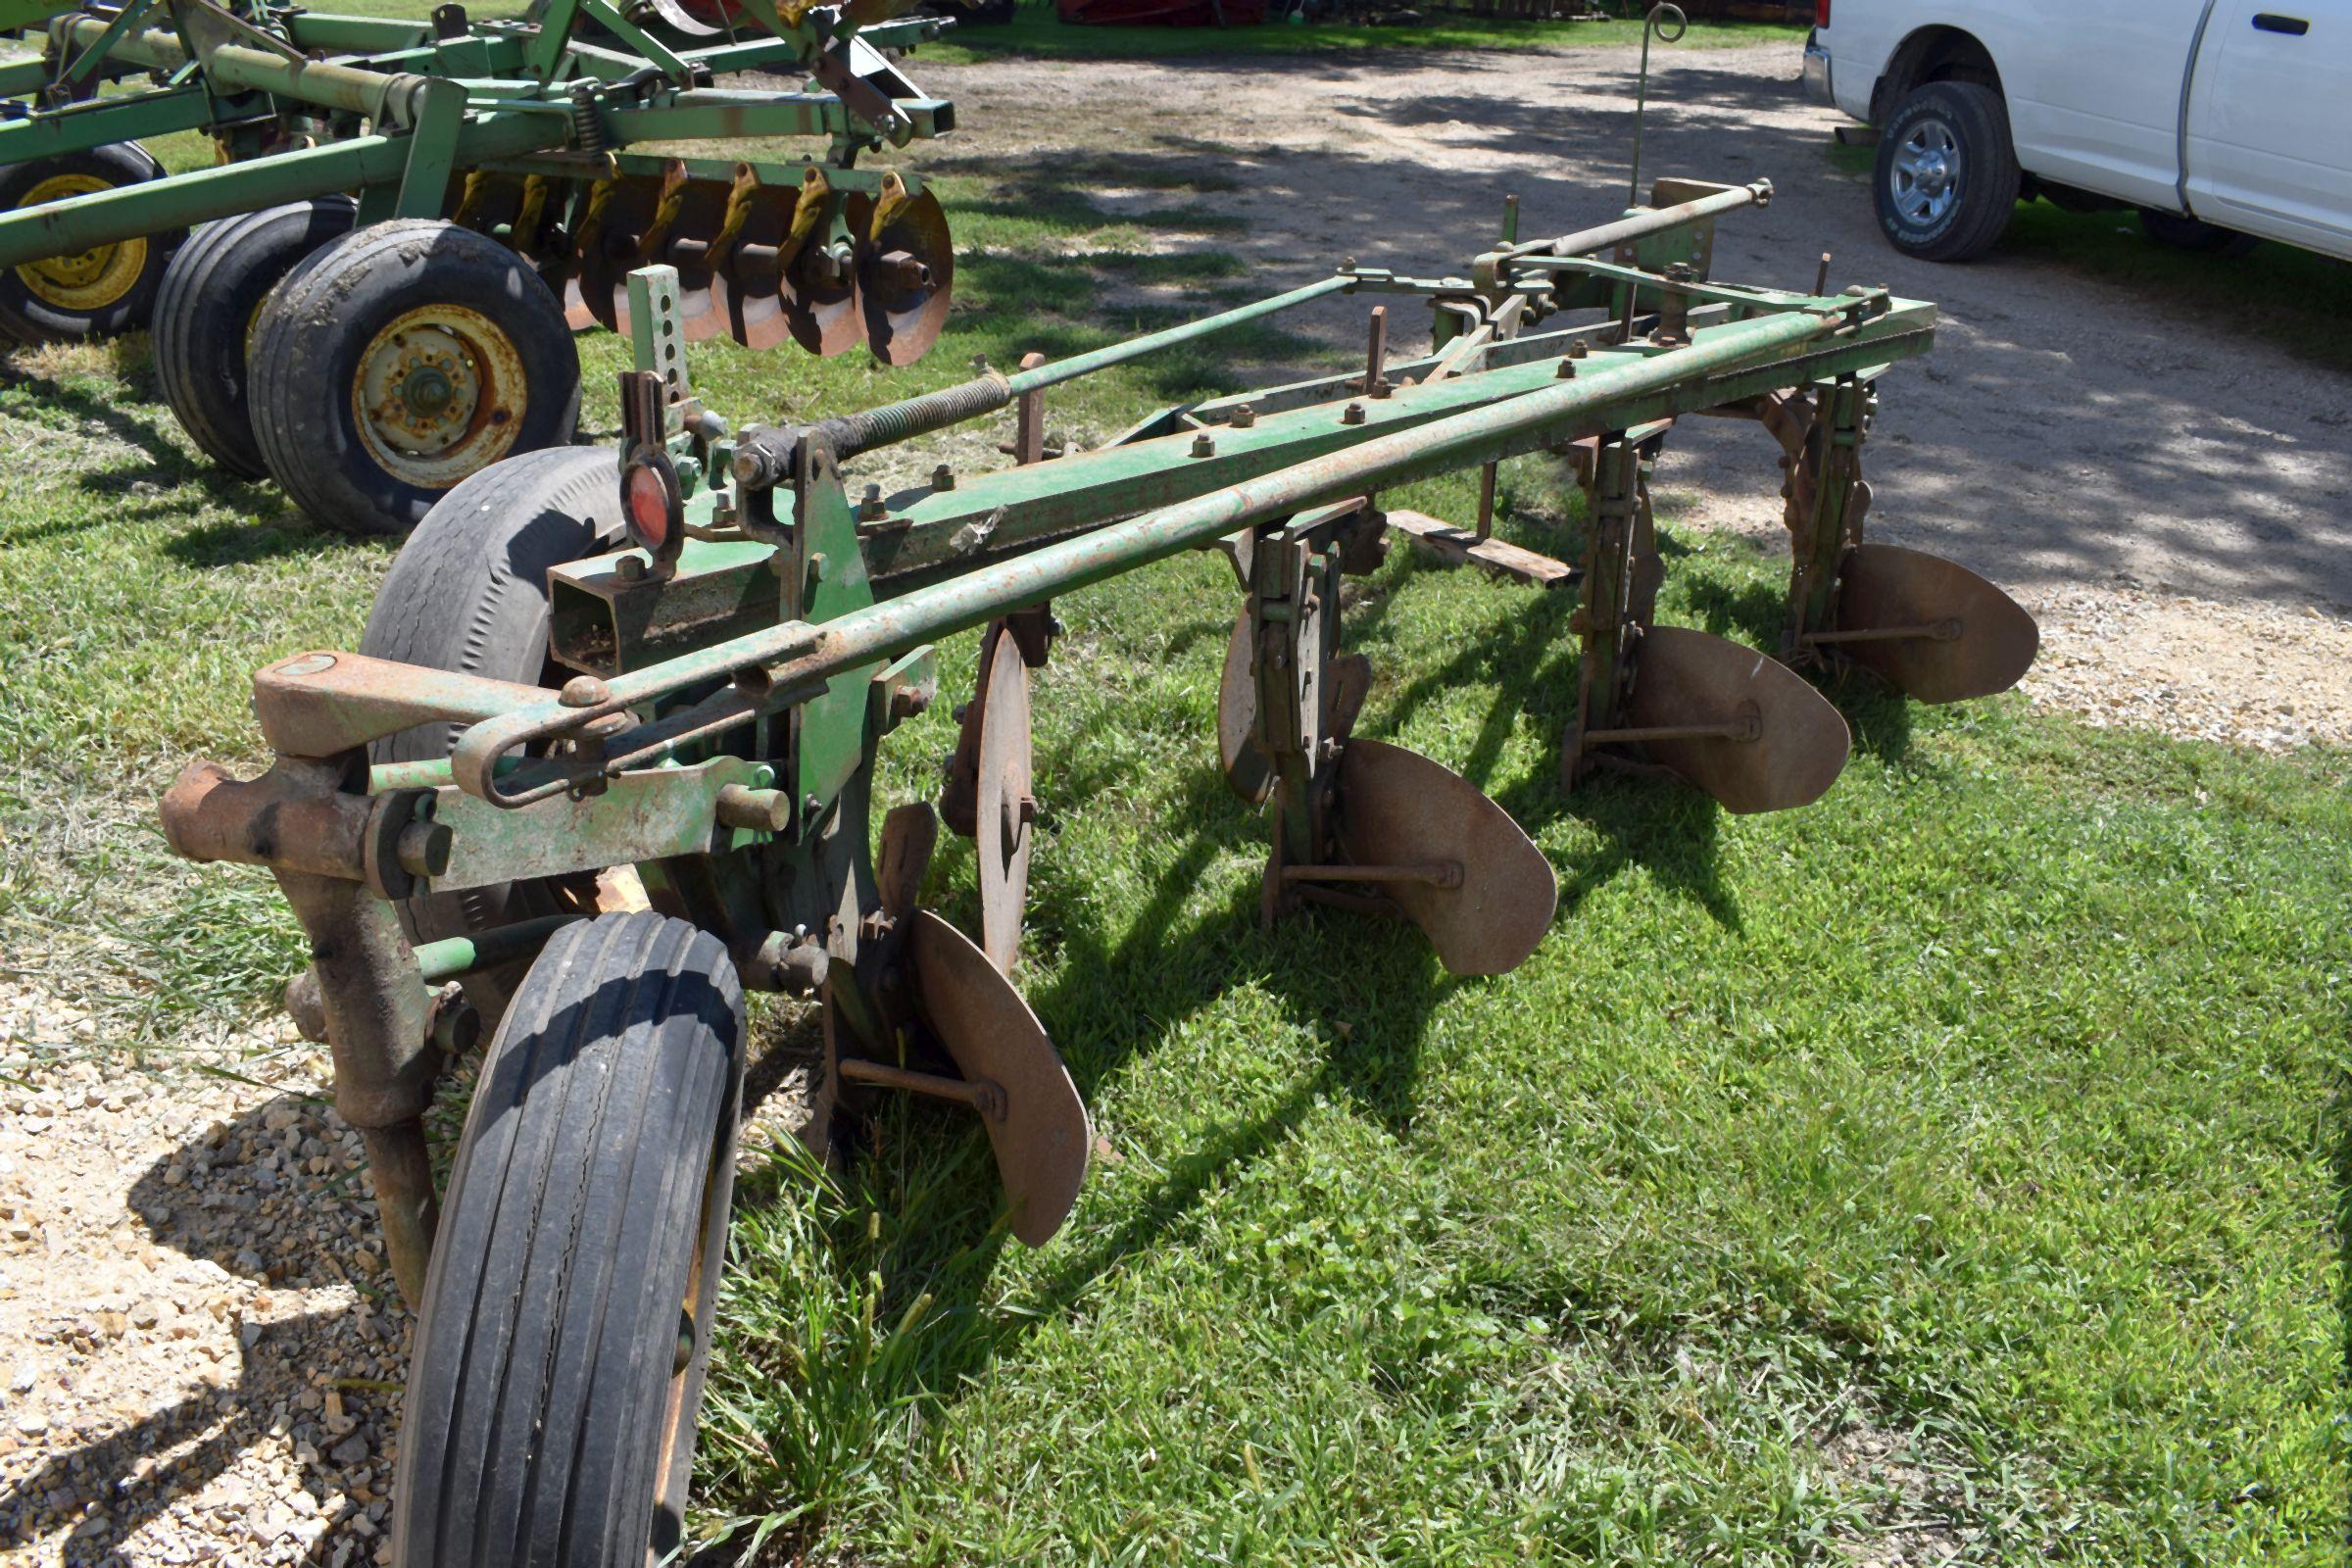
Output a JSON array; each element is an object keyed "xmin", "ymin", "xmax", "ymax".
[
  {"xmin": 158, "ymin": 177, "xmax": 2037, "ymax": 1562},
  {"xmin": 0, "ymin": 0, "xmax": 960, "ymax": 531}
]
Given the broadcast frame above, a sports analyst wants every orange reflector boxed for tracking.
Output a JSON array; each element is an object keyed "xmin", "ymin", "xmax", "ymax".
[{"xmin": 624, "ymin": 461, "xmax": 671, "ymax": 553}]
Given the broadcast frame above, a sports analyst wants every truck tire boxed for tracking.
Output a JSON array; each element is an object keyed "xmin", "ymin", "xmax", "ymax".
[
  {"xmin": 2137, "ymin": 207, "xmax": 2261, "ymax": 258},
  {"xmin": 1873, "ymin": 81, "xmax": 2020, "ymax": 263},
  {"xmin": 390, "ymin": 911, "xmax": 744, "ymax": 1568},
  {"xmin": 360, "ymin": 447, "xmax": 626, "ymax": 1027}
]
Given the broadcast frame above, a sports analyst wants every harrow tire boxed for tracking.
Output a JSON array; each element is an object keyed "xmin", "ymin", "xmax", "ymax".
[
  {"xmin": 248, "ymin": 219, "xmax": 581, "ymax": 536},
  {"xmin": 0, "ymin": 144, "xmax": 183, "ymax": 345},
  {"xmin": 391, "ymin": 911, "xmax": 744, "ymax": 1568},
  {"xmin": 154, "ymin": 198, "xmax": 359, "ymax": 478},
  {"xmin": 361, "ymin": 446, "xmax": 627, "ymax": 1026}
]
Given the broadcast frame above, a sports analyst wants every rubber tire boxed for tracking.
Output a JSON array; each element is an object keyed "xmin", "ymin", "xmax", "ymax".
[
  {"xmin": 1873, "ymin": 81, "xmax": 2021, "ymax": 263},
  {"xmin": 0, "ymin": 144, "xmax": 184, "ymax": 344},
  {"xmin": 248, "ymin": 219, "xmax": 581, "ymax": 536},
  {"xmin": 361, "ymin": 446, "xmax": 627, "ymax": 1026},
  {"xmin": 154, "ymin": 198, "xmax": 359, "ymax": 478},
  {"xmin": 391, "ymin": 912, "xmax": 744, "ymax": 1568},
  {"xmin": 2137, "ymin": 207, "xmax": 2261, "ymax": 258}
]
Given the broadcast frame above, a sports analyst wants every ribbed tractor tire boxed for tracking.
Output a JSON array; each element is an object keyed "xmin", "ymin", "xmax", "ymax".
[
  {"xmin": 1872, "ymin": 80, "xmax": 2021, "ymax": 264},
  {"xmin": 361, "ymin": 446, "xmax": 626, "ymax": 1027},
  {"xmin": 391, "ymin": 912, "xmax": 744, "ymax": 1568},
  {"xmin": 154, "ymin": 198, "xmax": 359, "ymax": 477},
  {"xmin": 0, "ymin": 144, "xmax": 184, "ymax": 344},
  {"xmin": 248, "ymin": 219, "xmax": 581, "ymax": 535}
]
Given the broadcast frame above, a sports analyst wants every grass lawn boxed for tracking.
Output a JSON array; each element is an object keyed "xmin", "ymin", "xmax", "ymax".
[{"xmin": 1, "ymin": 17, "xmax": 2345, "ymax": 1568}]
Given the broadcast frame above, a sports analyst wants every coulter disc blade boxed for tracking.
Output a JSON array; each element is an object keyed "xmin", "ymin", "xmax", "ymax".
[
  {"xmin": 857, "ymin": 185, "xmax": 954, "ymax": 368},
  {"xmin": 1217, "ymin": 611, "xmax": 1273, "ymax": 805},
  {"xmin": 1332, "ymin": 738, "xmax": 1556, "ymax": 977},
  {"xmin": 1832, "ymin": 543, "xmax": 2039, "ymax": 704},
  {"xmin": 909, "ymin": 909, "xmax": 1089, "ymax": 1247},
  {"xmin": 1625, "ymin": 625, "xmax": 1850, "ymax": 814},
  {"xmin": 655, "ymin": 179, "xmax": 733, "ymax": 343},
  {"xmin": 973, "ymin": 625, "xmax": 1033, "ymax": 975}
]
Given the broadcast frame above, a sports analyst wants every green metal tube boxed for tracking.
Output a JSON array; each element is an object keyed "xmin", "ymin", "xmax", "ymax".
[
  {"xmin": 453, "ymin": 304, "xmax": 1842, "ymax": 802},
  {"xmin": 0, "ymin": 83, "xmax": 220, "ymax": 165},
  {"xmin": 63, "ymin": 19, "xmax": 436, "ymax": 122},
  {"xmin": 732, "ymin": 272, "xmax": 1358, "ymax": 484},
  {"xmin": 1004, "ymin": 273, "xmax": 1355, "ymax": 395},
  {"xmin": 414, "ymin": 912, "xmax": 582, "ymax": 982},
  {"xmin": 1495, "ymin": 180, "xmax": 1769, "ymax": 263},
  {"xmin": 0, "ymin": 108, "xmax": 552, "ymax": 268}
]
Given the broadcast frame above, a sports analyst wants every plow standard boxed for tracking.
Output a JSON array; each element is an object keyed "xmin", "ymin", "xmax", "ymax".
[
  {"xmin": 1, "ymin": 0, "xmax": 960, "ymax": 532},
  {"xmin": 159, "ymin": 177, "xmax": 2036, "ymax": 1562}
]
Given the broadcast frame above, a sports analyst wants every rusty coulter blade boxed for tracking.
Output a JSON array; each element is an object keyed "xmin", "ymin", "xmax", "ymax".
[
  {"xmin": 1619, "ymin": 625, "xmax": 1850, "ymax": 813},
  {"xmin": 1330, "ymin": 738, "xmax": 1556, "ymax": 976},
  {"xmin": 1825, "ymin": 544, "xmax": 2040, "ymax": 703},
  {"xmin": 909, "ymin": 909, "xmax": 1089, "ymax": 1247},
  {"xmin": 973, "ymin": 625, "xmax": 1033, "ymax": 975}
]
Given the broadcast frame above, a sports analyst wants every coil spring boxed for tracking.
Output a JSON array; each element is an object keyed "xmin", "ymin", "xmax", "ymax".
[{"xmin": 569, "ymin": 81, "xmax": 608, "ymax": 153}]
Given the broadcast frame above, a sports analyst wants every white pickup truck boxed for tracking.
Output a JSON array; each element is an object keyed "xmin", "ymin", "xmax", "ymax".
[{"xmin": 1802, "ymin": 1, "xmax": 2352, "ymax": 263}]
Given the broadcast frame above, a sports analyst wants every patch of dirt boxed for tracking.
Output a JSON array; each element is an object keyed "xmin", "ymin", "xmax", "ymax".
[
  {"xmin": 0, "ymin": 988, "xmax": 404, "ymax": 1568},
  {"xmin": 909, "ymin": 41, "xmax": 2352, "ymax": 750}
]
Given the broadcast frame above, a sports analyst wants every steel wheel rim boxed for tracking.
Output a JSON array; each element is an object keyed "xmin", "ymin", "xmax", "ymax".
[
  {"xmin": 15, "ymin": 172, "xmax": 147, "ymax": 312},
  {"xmin": 1888, "ymin": 118, "xmax": 1961, "ymax": 227},
  {"xmin": 350, "ymin": 303, "xmax": 529, "ymax": 488}
]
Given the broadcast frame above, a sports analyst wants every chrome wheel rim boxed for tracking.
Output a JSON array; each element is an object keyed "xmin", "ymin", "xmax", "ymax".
[{"xmin": 1889, "ymin": 117, "xmax": 1962, "ymax": 227}]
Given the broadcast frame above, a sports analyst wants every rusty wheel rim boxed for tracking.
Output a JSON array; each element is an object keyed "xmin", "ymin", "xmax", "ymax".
[
  {"xmin": 350, "ymin": 304, "xmax": 528, "ymax": 490},
  {"xmin": 15, "ymin": 172, "xmax": 146, "ymax": 313}
]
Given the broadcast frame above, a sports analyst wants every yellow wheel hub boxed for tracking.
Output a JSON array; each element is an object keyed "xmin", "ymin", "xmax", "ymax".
[
  {"xmin": 352, "ymin": 304, "xmax": 529, "ymax": 488},
  {"xmin": 14, "ymin": 172, "xmax": 148, "ymax": 314}
]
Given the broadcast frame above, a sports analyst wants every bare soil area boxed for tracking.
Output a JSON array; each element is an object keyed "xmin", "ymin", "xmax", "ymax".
[{"xmin": 914, "ymin": 40, "xmax": 2352, "ymax": 748}]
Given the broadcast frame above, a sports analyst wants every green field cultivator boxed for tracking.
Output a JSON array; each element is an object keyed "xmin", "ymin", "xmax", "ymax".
[
  {"xmin": 159, "ymin": 177, "xmax": 2038, "ymax": 1562},
  {"xmin": 0, "ymin": 0, "xmax": 960, "ymax": 532}
]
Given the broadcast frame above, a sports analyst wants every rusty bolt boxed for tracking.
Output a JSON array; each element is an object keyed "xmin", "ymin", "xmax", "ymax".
[
  {"xmin": 617, "ymin": 555, "xmax": 647, "ymax": 581},
  {"xmin": 1342, "ymin": 402, "xmax": 1366, "ymax": 425},
  {"xmin": 560, "ymin": 675, "xmax": 611, "ymax": 708},
  {"xmin": 932, "ymin": 464, "xmax": 956, "ymax": 491},
  {"xmin": 1230, "ymin": 405, "xmax": 1257, "ymax": 428},
  {"xmin": 1555, "ymin": 359, "xmax": 1577, "ymax": 379},
  {"xmin": 889, "ymin": 680, "xmax": 933, "ymax": 721},
  {"xmin": 858, "ymin": 908, "xmax": 895, "ymax": 943},
  {"xmin": 1191, "ymin": 431, "xmax": 1216, "ymax": 459},
  {"xmin": 858, "ymin": 483, "xmax": 887, "ymax": 521},
  {"xmin": 1570, "ymin": 340, "xmax": 1591, "ymax": 360}
]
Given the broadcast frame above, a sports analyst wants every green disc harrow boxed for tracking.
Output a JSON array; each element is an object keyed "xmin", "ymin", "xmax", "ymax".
[
  {"xmin": 159, "ymin": 177, "xmax": 2040, "ymax": 1562},
  {"xmin": 0, "ymin": 0, "xmax": 961, "ymax": 531}
]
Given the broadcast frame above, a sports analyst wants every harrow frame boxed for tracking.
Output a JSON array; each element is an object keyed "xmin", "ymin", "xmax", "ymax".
[{"xmin": 158, "ymin": 177, "xmax": 2037, "ymax": 1558}]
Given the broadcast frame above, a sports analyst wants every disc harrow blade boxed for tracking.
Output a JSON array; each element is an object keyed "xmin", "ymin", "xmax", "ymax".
[
  {"xmin": 1332, "ymin": 738, "xmax": 1556, "ymax": 977},
  {"xmin": 568, "ymin": 176, "xmax": 664, "ymax": 335},
  {"xmin": 856, "ymin": 183, "xmax": 954, "ymax": 368},
  {"xmin": 1829, "ymin": 543, "xmax": 2039, "ymax": 704},
  {"xmin": 709, "ymin": 181, "xmax": 799, "ymax": 351},
  {"xmin": 1624, "ymin": 625, "xmax": 1850, "ymax": 814},
  {"xmin": 909, "ymin": 909, "xmax": 1089, "ymax": 1247},
  {"xmin": 651, "ymin": 178, "xmax": 734, "ymax": 343},
  {"xmin": 784, "ymin": 231, "xmax": 864, "ymax": 358}
]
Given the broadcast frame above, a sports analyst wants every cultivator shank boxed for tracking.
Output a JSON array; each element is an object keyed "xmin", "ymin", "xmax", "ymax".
[{"xmin": 158, "ymin": 175, "xmax": 2036, "ymax": 1562}]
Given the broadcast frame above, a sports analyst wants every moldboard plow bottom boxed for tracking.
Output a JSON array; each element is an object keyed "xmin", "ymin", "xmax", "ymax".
[{"xmin": 158, "ymin": 175, "xmax": 2036, "ymax": 1565}]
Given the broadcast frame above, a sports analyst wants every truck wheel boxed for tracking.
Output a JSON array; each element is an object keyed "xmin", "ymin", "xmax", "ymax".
[
  {"xmin": 361, "ymin": 446, "xmax": 627, "ymax": 1028},
  {"xmin": 154, "ymin": 198, "xmax": 358, "ymax": 478},
  {"xmin": 248, "ymin": 219, "xmax": 581, "ymax": 535},
  {"xmin": 0, "ymin": 145, "xmax": 184, "ymax": 344},
  {"xmin": 2136, "ymin": 207, "xmax": 2261, "ymax": 258},
  {"xmin": 1873, "ymin": 81, "xmax": 2020, "ymax": 263},
  {"xmin": 390, "ymin": 912, "xmax": 744, "ymax": 1568}
]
